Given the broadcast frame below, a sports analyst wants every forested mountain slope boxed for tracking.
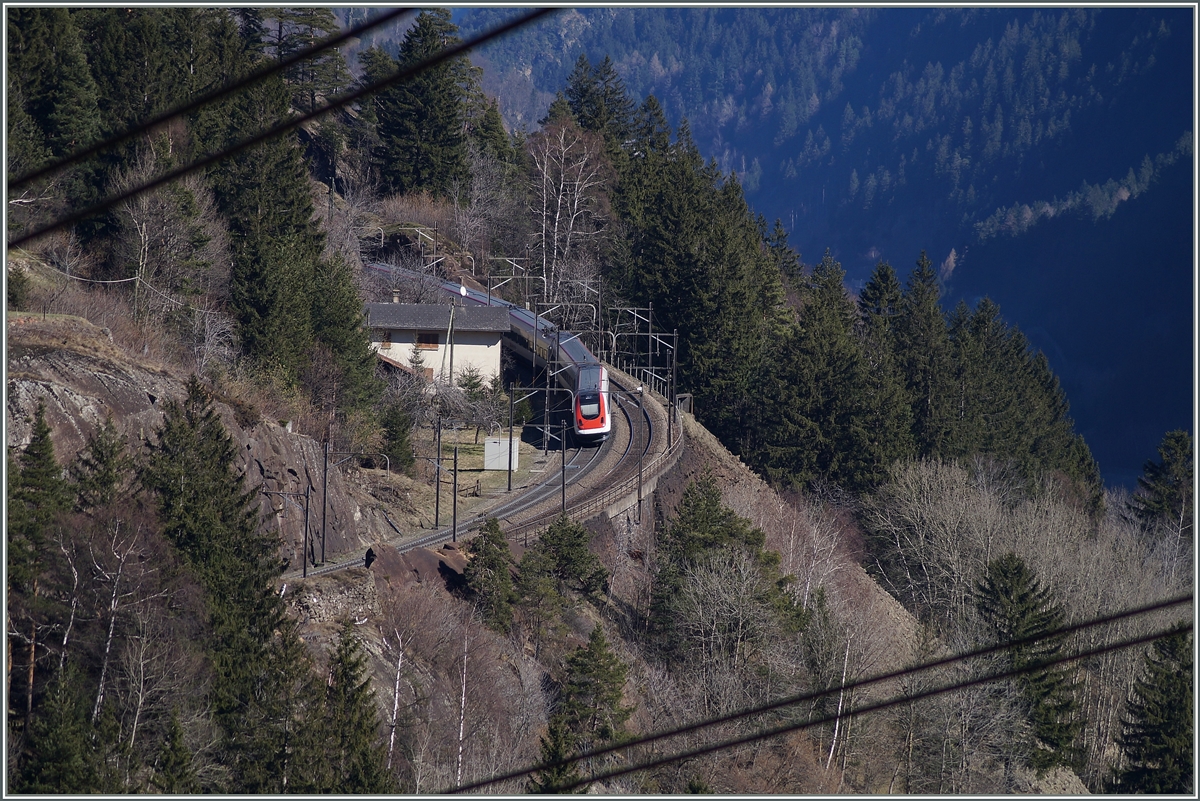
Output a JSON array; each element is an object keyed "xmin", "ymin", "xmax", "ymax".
[{"xmin": 6, "ymin": 7, "xmax": 1191, "ymax": 794}]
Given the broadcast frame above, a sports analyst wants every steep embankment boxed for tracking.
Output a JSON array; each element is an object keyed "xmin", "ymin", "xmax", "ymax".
[{"xmin": 6, "ymin": 312, "xmax": 417, "ymax": 569}]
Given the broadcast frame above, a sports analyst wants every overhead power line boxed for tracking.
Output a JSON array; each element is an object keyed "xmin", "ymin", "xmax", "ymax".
[
  {"xmin": 7, "ymin": 7, "xmax": 413, "ymax": 191},
  {"xmin": 549, "ymin": 620, "xmax": 1193, "ymax": 794},
  {"xmin": 448, "ymin": 592, "xmax": 1193, "ymax": 793},
  {"xmin": 6, "ymin": 7, "xmax": 558, "ymax": 251}
]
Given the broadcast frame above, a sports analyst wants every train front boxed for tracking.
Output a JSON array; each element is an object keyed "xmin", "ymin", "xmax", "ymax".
[{"xmin": 574, "ymin": 364, "xmax": 611, "ymax": 443}]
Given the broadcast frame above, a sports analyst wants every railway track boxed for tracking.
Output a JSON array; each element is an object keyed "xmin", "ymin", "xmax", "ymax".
[{"xmin": 285, "ymin": 373, "xmax": 677, "ymax": 581}]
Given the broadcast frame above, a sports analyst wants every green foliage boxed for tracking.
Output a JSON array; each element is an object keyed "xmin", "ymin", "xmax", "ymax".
[
  {"xmin": 311, "ymin": 254, "xmax": 383, "ymax": 412},
  {"xmin": 1128, "ymin": 429, "xmax": 1193, "ymax": 538},
  {"xmin": 376, "ymin": 9, "xmax": 471, "ymax": 196},
  {"xmin": 975, "ymin": 553, "xmax": 1081, "ymax": 773},
  {"xmin": 380, "ymin": 402, "xmax": 416, "ymax": 473},
  {"xmin": 7, "ymin": 264, "xmax": 31, "ymax": 310},
  {"xmin": 268, "ymin": 8, "xmax": 351, "ymax": 114},
  {"xmin": 463, "ymin": 518, "xmax": 517, "ymax": 632},
  {"xmin": 9, "ymin": 401, "xmax": 70, "ymax": 590},
  {"xmin": 13, "ymin": 663, "xmax": 98, "ymax": 793},
  {"xmin": 555, "ymin": 626, "xmax": 633, "ymax": 751},
  {"xmin": 316, "ymin": 620, "xmax": 394, "ymax": 793},
  {"xmin": 151, "ymin": 710, "xmax": 199, "ymax": 793},
  {"xmin": 69, "ymin": 415, "xmax": 135, "ymax": 512},
  {"xmin": 1112, "ymin": 626, "xmax": 1193, "ymax": 794},
  {"xmin": 527, "ymin": 716, "xmax": 583, "ymax": 794},
  {"xmin": 893, "ymin": 252, "xmax": 954, "ymax": 459},
  {"xmin": 537, "ymin": 514, "xmax": 608, "ymax": 597},
  {"xmin": 515, "ymin": 544, "xmax": 566, "ymax": 658}
]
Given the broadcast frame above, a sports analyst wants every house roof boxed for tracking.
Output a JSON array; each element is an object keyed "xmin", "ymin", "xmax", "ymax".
[{"xmin": 364, "ymin": 303, "xmax": 510, "ymax": 333}]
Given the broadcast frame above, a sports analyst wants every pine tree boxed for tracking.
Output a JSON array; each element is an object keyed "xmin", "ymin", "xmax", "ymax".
[
  {"xmin": 69, "ymin": 415, "xmax": 135, "ymax": 513},
  {"xmin": 894, "ymin": 252, "xmax": 953, "ymax": 459},
  {"xmin": 311, "ymin": 254, "xmax": 382, "ymax": 413},
  {"xmin": 975, "ymin": 553, "xmax": 1081, "ymax": 774},
  {"xmin": 13, "ymin": 663, "xmax": 98, "ymax": 793},
  {"xmin": 376, "ymin": 9, "xmax": 470, "ymax": 196},
  {"xmin": 556, "ymin": 626, "xmax": 633, "ymax": 752},
  {"xmin": 859, "ymin": 261, "xmax": 916, "ymax": 469},
  {"xmin": 9, "ymin": 401, "xmax": 70, "ymax": 590},
  {"xmin": 526, "ymin": 717, "xmax": 583, "ymax": 793},
  {"xmin": 538, "ymin": 514, "xmax": 608, "ymax": 596},
  {"xmin": 463, "ymin": 518, "xmax": 517, "ymax": 632},
  {"xmin": 142, "ymin": 377, "xmax": 301, "ymax": 790},
  {"xmin": 380, "ymin": 403, "xmax": 415, "ymax": 473},
  {"xmin": 318, "ymin": 620, "xmax": 394, "ymax": 793},
  {"xmin": 1128, "ymin": 430, "xmax": 1193, "ymax": 539},
  {"xmin": 1112, "ymin": 626, "xmax": 1193, "ymax": 794},
  {"xmin": 268, "ymin": 8, "xmax": 351, "ymax": 113},
  {"xmin": 151, "ymin": 710, "xmax": 199, "ymax": 793}
]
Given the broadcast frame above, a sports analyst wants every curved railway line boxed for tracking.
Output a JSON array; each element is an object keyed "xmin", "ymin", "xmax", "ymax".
[{"xmin": 285, "ymin": 368, "xmax": 681, "ymax": 581}]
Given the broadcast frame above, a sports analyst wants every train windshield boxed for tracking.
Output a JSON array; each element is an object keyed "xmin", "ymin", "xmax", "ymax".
[{"xmin": 578, "ymin": 392, "xmax": 601, "ymax": 419}]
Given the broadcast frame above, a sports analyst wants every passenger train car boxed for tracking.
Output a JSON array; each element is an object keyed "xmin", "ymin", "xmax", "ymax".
[{"xmin": 375, "ymin": 266, "xmax": 611, "ymax": 442}]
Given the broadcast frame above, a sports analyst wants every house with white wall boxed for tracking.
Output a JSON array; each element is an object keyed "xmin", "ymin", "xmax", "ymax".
[{"xmin": 364, "ymin": 302, "xmax": 509, "ymax": 384}]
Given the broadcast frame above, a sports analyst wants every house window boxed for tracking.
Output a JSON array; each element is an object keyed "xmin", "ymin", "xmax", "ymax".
[
  {"xmin": 416, "ymin": 331, "xmax": 439, "ymax": 350},
  {"xmin": 380, "ymin": 329, "xmax": 391, "ymax": 350}
]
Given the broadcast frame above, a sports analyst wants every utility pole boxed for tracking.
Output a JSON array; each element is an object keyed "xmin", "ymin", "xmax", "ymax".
[
  {"xmin": 452, "ymin": 445, "xmax": 459, "ymax": 542},
  {"xmin": 561, "ymin": 420, "xmax": 567, "ymax": 514},
  {"xmin": 508, "ymin": 389, "xmax": 515, "ymax": 492},
  {"xmin": 321, "ymin": 437, "xmax": 330, "ymax": 564},
  {"xmin": 436, "ymin": 424, "xmax": 444, "ymax": 528}
]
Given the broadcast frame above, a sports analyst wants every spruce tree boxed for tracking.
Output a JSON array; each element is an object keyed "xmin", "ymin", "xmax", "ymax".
[
  {"xmin": 10, "ymin": 401, "xmax": 70, "ymax": 590},
  {"xmin": 13, "ymin": 663, "xmax": 97, "ymax": 793},
  {"xmin": 1128, "ymin": 430, "xmax": 1193, "ymax": 539},
  {"xmin": 151, "ymin": 710, "xmax": 199, "ymax": 793},
  {"xmin": 464, "ymin": 518, "xmax": 517, "ymax": 632},
  {"xmin": 1112, "ymin": 626, "xmax": 1193, "ymax": 794},
  {"xmin": 538, "ymin": 514, "xmax": 608, "ymax": 596},
  {"xmin": 527, "ymin": 717, "xmax": 583, "ymax": 794},
  {"xmin": 975, "ymin": 553, "xmax": 1081, "ymax": 774},
  {"xmin": 69, "ymin": 415, "xmax": 135, "ymax": 513},
  {"xmin": 376, "ymin": 9, "xmax": 470, "ymax": 196},
  {"xmin": 894, "ymin": 252, "xmax": 953, "ymax": 459},
  {"xmin": 318, "ymin": 619, "xmax": 393, "ymax": 793},
  {"xmin": 311, "ymin": 254, "xmax": 382, "ymax": 413},
  {"xmin": 556, "ymin": 626, "xmax": 633, "ymax": 752}
]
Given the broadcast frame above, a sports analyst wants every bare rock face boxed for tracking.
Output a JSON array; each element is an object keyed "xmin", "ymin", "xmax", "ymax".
[{"xmin": 6, "ymin": 313, "xmax": 393, "ymax": 566}]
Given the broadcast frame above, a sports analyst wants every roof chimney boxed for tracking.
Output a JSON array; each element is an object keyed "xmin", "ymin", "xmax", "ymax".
[{"xmin": 392, "ymin": 289, "xmax": 400, "ymax": 303}]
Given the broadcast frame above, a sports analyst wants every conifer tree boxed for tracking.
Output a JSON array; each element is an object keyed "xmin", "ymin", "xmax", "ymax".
[
  {"xmin": 859, "ymin": 261, "xmax": 916, "ymax": 469},
  {"xmin": 463, "ymin": 518, "xmax": 517, "ymax": 632},
  {"xmin": 151, "ymin": 710, "xmax": 199, "ymax": 793},
  {"xmin": 975, "ymin": 553, "xmax": 1081, "ymax": 774},
  {"xmin": 10, "ymin": 401, "xmax": 70, "ymax": 590},
  {"xmin": 1112, "ymin": 626, "xmax": 1193, "ymax": 794},
  {"xmin": 13, "ymin": 663, "xmax": 98, "ymax": 793},
  {"xmin": 69, "ymin": 415, "xmax": 135, "ymax": 513},
  {"xmin": 1128, "ymin": 430, "xmax": 1193, "ymax": 539},
  {"xmin": 556, "ymin": 626, "xmax": 633, "ymax": 753},
  {"xmin": 311, "ymin": 254, "xmax": 382, "ymax": 412},
  {"xmin": 376, "ymin": 9, "xmax": 470, "ymax": 196},
  {"xmin": 318, "ymin": 620, "xmax": 394, "ymax": 793},
  {"xmin": 894, "ymin": 252, "xmax": 953, "ymax": 459},
  {"xmin": 538, "ymin": 514, "xmax": 608, "ymax": 596},
  {"xmin": 527, "ymin": 717, "xmax": 583, "ymax": 793}
]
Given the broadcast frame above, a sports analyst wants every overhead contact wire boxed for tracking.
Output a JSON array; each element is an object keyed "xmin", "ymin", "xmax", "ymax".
[
  {"xmin": 7, "ymin": 8, "xmax": 558, "ymax": 251},
  {"xmin": 7, "ymin": 8, "xmax": 413, "ymax": 191},
  {"xmin": 447, "ymin": 592, "xmax": 1192, "ymax": 792}
]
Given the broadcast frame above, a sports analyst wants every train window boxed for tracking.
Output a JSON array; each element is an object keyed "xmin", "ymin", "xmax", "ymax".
[
  {"xmin": 416, "ymin": 331, "xmax": 439, "ymax": 350},
  {"xmin": 579, "ymin": 393, "xmax": 600, "ymax": 419}
]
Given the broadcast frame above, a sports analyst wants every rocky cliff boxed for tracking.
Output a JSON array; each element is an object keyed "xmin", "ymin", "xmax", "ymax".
[{"xmin": 6, "ymin": 312, "xmax": 415, "ymax": 569}]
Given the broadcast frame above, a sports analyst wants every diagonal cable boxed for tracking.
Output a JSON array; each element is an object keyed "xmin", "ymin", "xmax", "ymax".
[
  {"xmin": 550, "ymin": 621, "xmax": 1193, "ymax": 793},
  {"xmin": 8, "ymin": 7, "xmax": 413, "ymax": 190},
  {"xmin": 448, "ymin": 592, "xmax": 1192, "ymax": 792},
  {"xmin": 6, "ymin": 7, "xmax": 558, "ymax": 251}
]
